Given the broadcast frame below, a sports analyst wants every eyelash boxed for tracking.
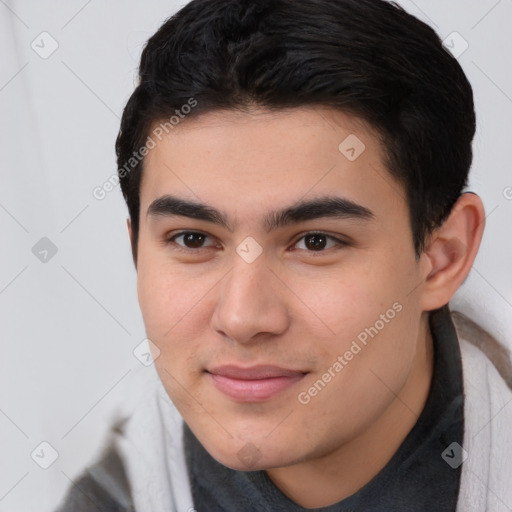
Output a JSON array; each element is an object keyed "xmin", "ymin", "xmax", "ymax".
[{"xmin": 165, "ymin": 231, "xmax": 347, "ymax": 255}]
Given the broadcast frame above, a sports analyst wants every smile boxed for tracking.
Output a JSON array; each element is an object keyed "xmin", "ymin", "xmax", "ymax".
[{"xmin": 206, "ymin": 365, "xmax": 307, "ymax": 402}]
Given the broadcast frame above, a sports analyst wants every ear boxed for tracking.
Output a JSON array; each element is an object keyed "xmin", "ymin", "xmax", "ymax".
[
  {"xmin": 419, "ymin": 193, "xmax": 485, "ymax": 311},
  {"xmin": 126, "ymin": 218, "xmax": 137, "ymax": 268}
]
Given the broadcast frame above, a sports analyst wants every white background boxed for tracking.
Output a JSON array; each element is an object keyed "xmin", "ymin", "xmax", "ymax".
[{"xmin": 0, "ymin": 0, "xmax": 511, "ymax": 510}]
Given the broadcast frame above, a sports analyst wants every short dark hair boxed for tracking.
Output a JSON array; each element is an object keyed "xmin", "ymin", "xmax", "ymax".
[{"xmin": 115, "ymin": 0, "xmax": 475, "ymax": 262}]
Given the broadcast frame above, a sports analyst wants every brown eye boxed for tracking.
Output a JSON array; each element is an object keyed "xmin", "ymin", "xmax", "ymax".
[
  {"xmin": 293, "ymin": 232, "xmax": 345, "ymax": 252},
  {"xmin": 304, "ymin": 233, "xmax": 327, "ymax": 250},
  {"xmin": 182, "ymin": 232, "xmax": 206, "ymax": 248},
  {"xmin": 168, "ymin": 231, "xmax": 215, "ymax": 250}
]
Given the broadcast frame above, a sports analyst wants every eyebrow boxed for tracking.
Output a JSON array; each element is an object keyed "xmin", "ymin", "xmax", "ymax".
[{"xmin": 147, "ymin": 194, "xmax": 374, "ymax": 232}]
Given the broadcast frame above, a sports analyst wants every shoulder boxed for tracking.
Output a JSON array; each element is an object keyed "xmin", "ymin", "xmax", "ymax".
[
  {"xmin": 454, "ymin": 311, "xmax": 512, "ymax": 421},
  {"xmin": 451, "ymin": 310, "xmax": 512, "ymax": 389},
  {"xmin": 452, "ymin": 310, "xmax": 512, "ymax": 511},
  {"xmin": 55, "ymin": 438, "xmax": 134, "ymax": 512}
]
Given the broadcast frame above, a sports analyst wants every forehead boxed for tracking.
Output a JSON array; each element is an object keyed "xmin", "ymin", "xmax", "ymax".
[{"xmin": 139, "ymin": 107, "xmax": 406, "ymax": 227}]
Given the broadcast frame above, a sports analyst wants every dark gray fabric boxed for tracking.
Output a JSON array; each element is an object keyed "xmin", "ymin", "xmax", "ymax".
[
  {"xmin": 54, "ymin": 443, "xmax": 134, "ymax": 512},
  {"xmin": 184, "ymin": 305, "xmax": 464, "ymax": 511}
]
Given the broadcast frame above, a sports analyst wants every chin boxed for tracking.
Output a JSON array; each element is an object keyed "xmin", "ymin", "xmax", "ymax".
[{"xmin": 198, "ymin": 433, "xmax": 300, "ymax": 472}]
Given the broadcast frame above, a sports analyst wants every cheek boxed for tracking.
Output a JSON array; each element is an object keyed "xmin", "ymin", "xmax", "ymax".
[
  {"xmin": 293, "ymin": 258, "xmax": 420, "ymax": 396},
  {"xmin": 137, "ymin": 263, "xmax": 208, "ymax": 392},
  {"xmin": 294, "ymin": 309, "xmax": 418, "ymax": 448},
  {"xmin": 137, "ymin": 266, "xmax": 173, "ymax": 338},
  {"xmin": 136, "ymin": 258, "xmax": 217, "ymax": 390},
  {"xmin": 136, "ymin": 256, "xmax": 207, "ymax": 340},
  {"xmin": 289, "ymin": 264, "xmax": 404, "ymax": 345}
]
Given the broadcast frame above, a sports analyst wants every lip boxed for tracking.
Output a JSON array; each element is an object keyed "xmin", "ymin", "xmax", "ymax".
[{"xmin": 207, "ymin": 365, "xmax": 306, "ymax": 402}]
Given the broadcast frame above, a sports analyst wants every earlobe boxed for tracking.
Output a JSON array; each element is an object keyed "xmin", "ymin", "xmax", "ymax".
[{"xmin": 420, "ymin": 193, "xmax": 485, "ymax": 311}]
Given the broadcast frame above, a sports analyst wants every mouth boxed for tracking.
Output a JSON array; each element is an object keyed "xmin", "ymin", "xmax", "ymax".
[{"xmin": 206, "ymin": 365, "xmax": 307, "ymax": 402}]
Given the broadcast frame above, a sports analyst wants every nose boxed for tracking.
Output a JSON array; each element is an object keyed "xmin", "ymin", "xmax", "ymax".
[{"xmin": 210, "ymin": 257, "xmax": 291, "ymax": 345}]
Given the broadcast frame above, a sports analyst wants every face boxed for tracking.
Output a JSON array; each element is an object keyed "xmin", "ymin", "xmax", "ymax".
[{"xmin": 135, "ymin": 107, "xmax": 427, "ymax": 471}]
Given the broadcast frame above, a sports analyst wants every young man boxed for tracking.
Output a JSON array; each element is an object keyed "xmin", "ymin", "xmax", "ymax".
[{"xmin": 57, "ymin": 0, "xmax": 512, "ymax": 510}]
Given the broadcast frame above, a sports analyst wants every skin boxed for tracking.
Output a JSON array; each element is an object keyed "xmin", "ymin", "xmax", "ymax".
[{"xmin": 128, "ymin": 107, "xmax": 485, "ymax": 508}]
